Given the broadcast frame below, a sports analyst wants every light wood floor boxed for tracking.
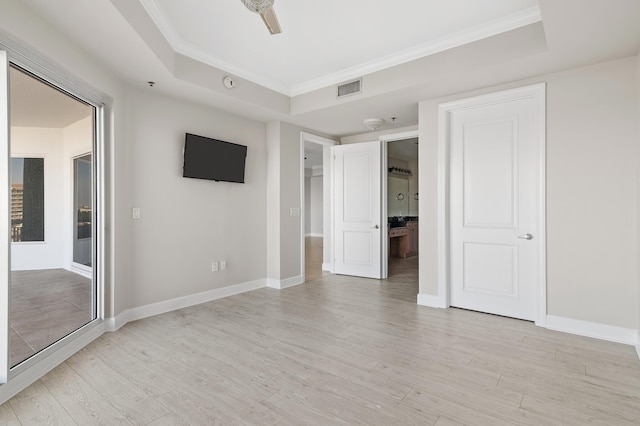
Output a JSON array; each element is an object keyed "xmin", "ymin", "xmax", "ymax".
[
  {"xmin": 305, "ymin": 236, "xmax": 419, "ymax": 305},
  {"xmin": 10, "ymin": 269, "xmax": 93, "ymax": 367},
  {"xmin": 3, "ymin": 273, "xmax": 640, "ymax": 424},
  {"xmin": 304, "ymin": 236, "xmax": 331, "ymax": 282}
]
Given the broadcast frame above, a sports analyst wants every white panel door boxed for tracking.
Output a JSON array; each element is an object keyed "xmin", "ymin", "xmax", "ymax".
[
  {"xmin": 333, "ymin": 141, "xmax": 382, "ymax": 279},
  {"xmin": 449, "ymin": 86, "xmax": 544, "ymax": 321}
]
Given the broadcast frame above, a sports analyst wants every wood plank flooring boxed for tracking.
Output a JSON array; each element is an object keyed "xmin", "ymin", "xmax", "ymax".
[
  {"xmin": 3, "ymin": 273, "xmax": 640, "ymax": 425},
  {"xmin": 304, "ymin": 237, "xmax": 331, "ymax": 282}
]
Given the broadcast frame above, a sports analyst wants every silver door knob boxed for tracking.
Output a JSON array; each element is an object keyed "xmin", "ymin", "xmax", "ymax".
[{"xmin": 518, "ymin": 233, "xmax": 534, "ymax": 240}]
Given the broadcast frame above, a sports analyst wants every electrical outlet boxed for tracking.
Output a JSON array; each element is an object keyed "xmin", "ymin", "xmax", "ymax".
[
  {"xmin": 220, "ymin": 260, "xmax": 226, "ymax": 270},
  {"xmin": 132, "ymin": 207, "xmax": 141, "ymax": 219},
  {"xmin": 211, "ymin": 261, "xmax": 219, "ymax": 272}
]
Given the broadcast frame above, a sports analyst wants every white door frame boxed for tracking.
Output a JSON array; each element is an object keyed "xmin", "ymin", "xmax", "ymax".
[
  {"xmin": 299, "ymin": 132, "xmax": 336, "ymax": 283},
  {"xmin": 0, "ymin": 50, "xmax": 9, "ymax": 384},
  {"xmin": 437, "ymin": 83, "xmax": 547, "ymax": 326},
  {"xmin": 0, "ymin": 34, "xmax": 110, "ymax": 403},
  {"xmin": 380, "ymin": 130, "xmax": 419, "ymax": 279}
]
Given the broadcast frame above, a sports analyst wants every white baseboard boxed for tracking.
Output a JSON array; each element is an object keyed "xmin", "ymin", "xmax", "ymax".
[
  {"xmin": 267, "ymin": 275, "xmax": 304, "ymax": 290},
  {"xmin": 546, "ymin": 315, "xmax": 639, "ymax": 347},
  {"xmin": 322, "ymin": 263, "xmax": 333, "ymax": 273},
  {"xmin": 417, "ymin": 293, "xmax": 447, "ymax": 308},
  {"xmin": 0, "ymin": 322, "xmax": 104, "ymax": 405},
  {"xmin": 105, "ymin": 279, "xmax": 267, "ymax": 332}
]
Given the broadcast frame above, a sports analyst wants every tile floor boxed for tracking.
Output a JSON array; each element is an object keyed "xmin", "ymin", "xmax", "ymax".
[{"xmin": 10, "ymin": 269, "xmax": 93, "ymax": 367}]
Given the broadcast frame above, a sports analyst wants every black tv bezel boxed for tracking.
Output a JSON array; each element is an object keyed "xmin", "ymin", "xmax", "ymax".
[{"xmin": 183, "ymin": 133, "xmax": 247, "ymax": 184}]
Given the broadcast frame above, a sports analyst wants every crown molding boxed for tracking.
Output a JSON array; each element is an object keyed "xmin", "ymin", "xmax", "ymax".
[
  {"xmin": 290, "ymin": 6, "xmax": 542, "ymax": 96},
  {"xmin": 138, "ymin": 0, "xmax": 291, "ymax": 95},
  {"xmin": 138, "ymin": 1, "xmax": 542, "ymax": 97}
]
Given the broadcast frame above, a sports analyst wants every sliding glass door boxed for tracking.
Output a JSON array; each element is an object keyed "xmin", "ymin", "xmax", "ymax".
[
  {"xmin": 0, "ymin": 50, "xmax": 9, "ymax": 384},
  {"xmin": 0, "ymin": 44, "xmax": 104, "ymax": 386},
  {"xmin": 73, "ymin": 154, "xmax": 93, "ymax": 271}
]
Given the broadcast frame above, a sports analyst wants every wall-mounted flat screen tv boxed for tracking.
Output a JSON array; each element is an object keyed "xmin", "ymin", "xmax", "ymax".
[{"xmin": 183, "ymin": 133, "xmax": 247, "ymax": 183}]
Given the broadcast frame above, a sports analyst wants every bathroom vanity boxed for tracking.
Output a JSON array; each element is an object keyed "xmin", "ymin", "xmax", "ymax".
[{"xmin": 388, "ymin": 217, "xmax": 418, "ymax": 258}]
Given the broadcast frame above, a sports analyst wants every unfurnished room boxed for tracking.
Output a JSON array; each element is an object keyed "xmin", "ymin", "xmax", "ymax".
[{"xmin": 0, "ymin": 0, "xmax": 639, "ymax": 424}]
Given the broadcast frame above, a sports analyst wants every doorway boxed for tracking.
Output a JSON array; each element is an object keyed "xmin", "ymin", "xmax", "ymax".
[
  {"xmin": 4, "ymin": 62, "xmax": 101, "ymax": 372},
  {"xmin": 386, "ymin": 137, "xmax": 419, "ymax": 285},
  {"xmin": 300, "ymin": 132, "xmax": 336, "ymax": 283},
  {"xmin": 439, "ymin": 84, "xmax": 547, "ymax": 325}
]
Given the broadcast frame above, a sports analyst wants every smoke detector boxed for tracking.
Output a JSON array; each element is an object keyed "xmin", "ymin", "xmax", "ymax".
[
  {"xmin": 363, "ymin": 118, "xmax": 384, "ymax": 131},
  {"xmin": 223, "ymin": 76, "xmax": 236, "ymax": 89}
]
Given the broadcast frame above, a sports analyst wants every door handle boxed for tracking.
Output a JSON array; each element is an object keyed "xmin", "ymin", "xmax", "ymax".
[
  {"xmin": 372, "ymin": 225, "xmax": 380, "ymax": 229},
  {"xmin": 518, "ymin": 233, "xmax": 534, "ymax": 240}
]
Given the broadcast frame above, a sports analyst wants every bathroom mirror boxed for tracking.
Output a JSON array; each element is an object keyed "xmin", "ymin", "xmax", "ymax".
[{"xmin": 388, "ymin": 176, "xmax": 409, "ymax": 216}]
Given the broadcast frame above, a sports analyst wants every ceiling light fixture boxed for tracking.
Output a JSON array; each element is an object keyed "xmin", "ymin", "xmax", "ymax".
[
  {"xmin": 241, "ymin": 0, "xmax": 273, "ymax": 13},
  {"xmin": 363, "ymin": 118, "xmax": 384, "ymax": 132},
  {"xmin": 241, "ymin": 0, "xmax": 281, "ymax": 35}
]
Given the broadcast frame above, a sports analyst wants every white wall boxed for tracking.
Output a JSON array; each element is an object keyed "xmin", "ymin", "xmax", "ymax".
[
  {"xmin": 304, "ymin": 174, "xmax": 323, "ymax": 237},
  {"xmin": 0, "ymin": 0, "xmax": 130, "ymax": 318},
  {"xmin": 309, "ymin": 175, "xmax": 323, "ymax": 236},
  {"xmin": 304, "ymin": 176, "xmax": 311, "ymax": 236},
  {"xmin": 637, "ymin": 49, "xmax": 640, "ymax": 338},
  {"xmin": 63, "ymin": 116, "xmax": 94, "ymax": 270},
  {"xmin": 267, "ymin": 122, "xmax": 336, "ymax": 284},
  {"xmin": 266, "ymin": 121, "xmax": 301, "ymax": 282},
  {"xmin": 124, "ymin": 87, "xmax": 267, "ymax": 307},
  {"xmin": 387, "ymin": 176, "xmax": 409, "ymax": 217},
  {"xmin": 419, "ymin": 56, "xmax": 640, "ymax": 330},
  {"xmin": 11, "ymin": 116, "xmax": 94, "ymax": 272},
  {"xmin": 341, "ymin": 125, "xmax": 418, "ymax": 145},
  {"xmin": 387, "ymin": 157, "xmax": 410, "ymax": 217},
  {"xmin": 10, "ymin": 127, "xmax": 65, "ymax": 270},
  {"xmin": 408, "ymin": 159, "xmax": 419, "ymax": 216}
]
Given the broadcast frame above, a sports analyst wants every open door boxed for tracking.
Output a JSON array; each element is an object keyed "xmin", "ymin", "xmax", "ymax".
[{"xmin": 333, "ymin": 141, "xmax": 382, "ymax": 279}]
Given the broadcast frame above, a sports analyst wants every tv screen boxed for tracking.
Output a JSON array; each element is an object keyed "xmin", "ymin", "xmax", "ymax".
[{"xmin": 183, "ymin": 133, "xmax": 247, "ymax": 183}]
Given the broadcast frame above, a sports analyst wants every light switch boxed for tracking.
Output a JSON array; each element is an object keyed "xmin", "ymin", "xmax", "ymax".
[
  {"xmin": 290, "ymin": 207, "xmax": 300, "ymax": 216},
  {"xmin": 132, "ymin": 207, "xmax": 141, "ymax": 219}
]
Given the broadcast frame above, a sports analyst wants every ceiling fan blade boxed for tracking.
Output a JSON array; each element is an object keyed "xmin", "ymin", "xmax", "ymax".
[{"xmin": 260, "ymin": 6, "xmax": 282, "ymax": 35}]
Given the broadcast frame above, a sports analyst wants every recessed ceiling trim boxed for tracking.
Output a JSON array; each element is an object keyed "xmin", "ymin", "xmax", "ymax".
[
  {"xmin": 289, "ymin": 6, "xmax": 542, "ymax": 96},
  {"xmin": 138, "ymin": 0, "xmax": 182, "ymax": 54},
  {"xmin": 139, "ymin": 0, "xmax": 291, "ymax": 95},
  {"xmin": 139, "ymin": 1, "xmax": 541, "ymax": 97}
]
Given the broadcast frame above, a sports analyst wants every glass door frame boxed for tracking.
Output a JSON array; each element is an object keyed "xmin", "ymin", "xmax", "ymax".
[
  {"xmin": 71, "ymin": 152, "xmax": 94, "ymax": 279},
  {"xmin": 0, "ymin": 50, "xmax": 9, "ymax": 385},
  {"xmin": 0, "ymin": 32, "xmax": 110, "ymax": 396}
]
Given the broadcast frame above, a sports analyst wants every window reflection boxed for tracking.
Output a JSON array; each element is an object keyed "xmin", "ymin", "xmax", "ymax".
[{"xmin": 10, "ymin": 157, "xmax": 44, "ymax": 242}]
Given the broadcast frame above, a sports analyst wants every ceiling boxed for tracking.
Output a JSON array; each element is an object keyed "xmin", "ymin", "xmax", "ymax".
[
  {"xmin": 10, "ymin": 66, "xmax": 93, "ymax": 128},
  {"xmin": 142, "ymin": 0, "xmax": 539, "ymax": 96},
  {"xmin": 15, "ymin": 0, "xmax": 640, "ymax": 137},
  {"xmin": 304, "ymin": 137, "xmax": 418, "ymax": 170},
  {"xmin": 388, "ymin": 139, "xmax": 419, "ymax": 163}
]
